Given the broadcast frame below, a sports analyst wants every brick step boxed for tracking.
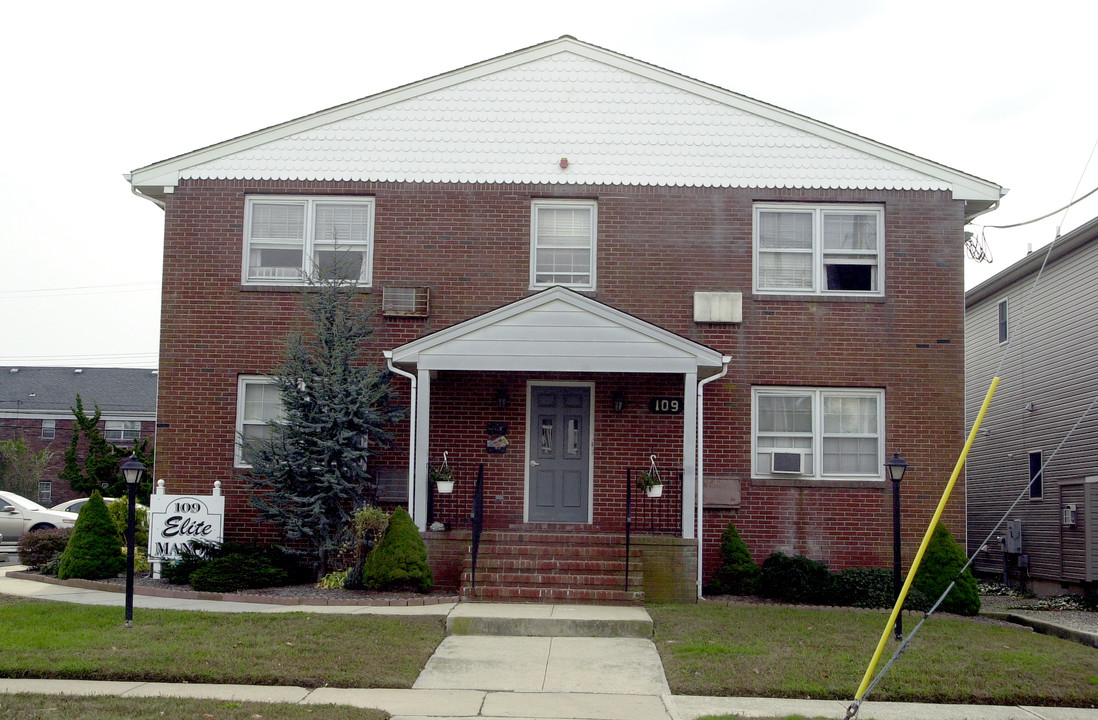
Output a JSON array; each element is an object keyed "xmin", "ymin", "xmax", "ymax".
[
  {"xmin": 466, "ymin": 557, "xmax": 640, "ymax": 574},
  {"xmin": 460, "ymin": 570, "xmax": 641, "ymax": 589},
  {"xmin": 478, "ymin": 531, "xmax": 627, "ymax": 546},
  {"xmin": 472, "ymin": 544, "xmax": 634, "ymax": 560},
  {"xmin": 460, "ymin": 585, "xmax": 644, "ymax": 605}
]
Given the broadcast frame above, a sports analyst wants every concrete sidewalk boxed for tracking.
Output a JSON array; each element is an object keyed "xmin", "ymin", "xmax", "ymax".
[{"xmin": 3, "ymin": 566, "xmax": 1098, "ymax": 720}]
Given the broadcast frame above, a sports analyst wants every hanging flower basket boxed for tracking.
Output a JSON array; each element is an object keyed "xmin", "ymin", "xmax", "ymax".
[
  {"xmin": 637, "ymin": 455, "xmax": 663, "ymax": 498},
  {"xmin": 430, "ymin": 453, "xmax": 455, "ymax": 494}
]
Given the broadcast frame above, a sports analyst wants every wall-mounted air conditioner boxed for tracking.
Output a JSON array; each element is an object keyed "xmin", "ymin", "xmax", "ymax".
[
  {"xmin": 771, "ymin": 450, "xmax": 805, "ymax": 475},
  {"xmin": 382, "ymin": 286, "xmax": 430, "ymax": 317},
  {"xmin": 1062, "ymin": 504, "xmax": 1078, "ymax": 526}
]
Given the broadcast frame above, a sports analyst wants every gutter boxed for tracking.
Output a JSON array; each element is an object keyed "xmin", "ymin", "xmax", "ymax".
[
  {"xmin": 384, "ymin": 351, "xmax": 417, "ymax": 519},
  {"xmin": 696, "ymin": 355, "xmax": 732, "ymax": 599},
  {"xmin": 124, "ymin": 174, "xmax": 167, "ymax": 210}
]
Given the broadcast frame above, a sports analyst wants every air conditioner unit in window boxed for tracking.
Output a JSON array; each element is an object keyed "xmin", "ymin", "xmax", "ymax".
[
  {"xmin": 1063, "ymin": 504, "xmax": 1078, "ymax": 526},
  {"xmin": 382, "ymin": 286, "xmax": 430, "ymax": 317},
  {"xmin": 771, "ymin": 450, "xmax": 805, "ymax": 474}
]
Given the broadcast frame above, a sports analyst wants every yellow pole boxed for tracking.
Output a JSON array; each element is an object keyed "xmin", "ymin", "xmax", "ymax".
[{"xmin": 853, "ymin": 377, "xmax": 999, "ymax": 702}]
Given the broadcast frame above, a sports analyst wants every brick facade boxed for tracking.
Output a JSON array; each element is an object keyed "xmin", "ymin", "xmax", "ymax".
[{"xmin": 155, "ymin": 178, "xmax": 966, "ymax": 583}]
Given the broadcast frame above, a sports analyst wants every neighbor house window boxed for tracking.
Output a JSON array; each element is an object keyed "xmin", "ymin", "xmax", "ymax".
[
  {"xmin": 104, "ymin": 420, "xmax": 142, "ymax": 442},
  {"xmin": 753, "ymin": 387, "xmax": 884, "ymax": 480},
  {"xmin": 1029, "ymin": 450, "xmax": 1043, "ymax": 499},
  {"xmin": 531, "ymin": 200, "xmax": 596, "ymax": 289},
  {"xmin": 38, "ymin": 481, "xmax": 52, "ymax": 505},
  {"xmin": 997, "ymin": 299, "xmax": 1009, "ymax": 344},
  {"xmin": 244, "ymin": 196, "xmax": 374, "ymax": 286},
  {"xmin": 235, "ymin": 376, "xmax": 284, "ymax": 467},
  {"xmin": 41, "ymin": 419, "xmax": 55, "ymax": 440},
  {"xmin": 754, "ymin": 204, "xmax": 884, "ymax": 295}
]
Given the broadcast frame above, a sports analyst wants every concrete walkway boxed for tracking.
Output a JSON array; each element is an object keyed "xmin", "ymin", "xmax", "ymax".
[{"xmin": 2, "ymin": 566, "xmax": 1098, "ymax": 720}]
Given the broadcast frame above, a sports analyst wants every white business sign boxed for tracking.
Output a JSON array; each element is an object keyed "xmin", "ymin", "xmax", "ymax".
[{"xmin": 147, "ymin": 486, "xmax": 225, "ymax": 561}]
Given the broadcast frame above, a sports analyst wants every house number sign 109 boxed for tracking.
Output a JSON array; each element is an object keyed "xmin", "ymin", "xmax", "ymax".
[
  {"xmin": 148, "ymin": 485, "xmax": 225, "ymax": 561},
  {"xmin": 649, "ymin": 397, "xmax": 684, "ymax": 414}
]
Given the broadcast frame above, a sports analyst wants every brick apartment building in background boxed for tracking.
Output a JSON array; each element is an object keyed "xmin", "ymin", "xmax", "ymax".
[
  {"xmin": 126, "ymin": 37, "xmax": 1004, "ymax": 602},
  {"xmin": 0, "ymin": 367, "xmax": 158, "ymax": 505}
]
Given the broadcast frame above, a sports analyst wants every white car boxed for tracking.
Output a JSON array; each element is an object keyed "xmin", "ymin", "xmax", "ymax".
[
  {"xmin": 51, "ymin": 497, "xmax": 120, "ymax": 514},
  {"xmin": 0, "ymin": 491, "xmax": 79, "ymax": 544}
]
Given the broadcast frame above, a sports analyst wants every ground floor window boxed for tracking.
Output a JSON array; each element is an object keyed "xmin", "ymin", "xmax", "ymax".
[
  {"xmin": 752, "ymin": 386, "xmax": 884, "ymax": 481},
  {"xmin": 235, "ymin": 376, "xmax": 283, "ymax": 467}
]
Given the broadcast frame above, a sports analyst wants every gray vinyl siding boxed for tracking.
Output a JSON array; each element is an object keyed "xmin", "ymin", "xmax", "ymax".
[{"xmin": 965, "ymin": 225, "xmax": 1098, "ymax": 584}]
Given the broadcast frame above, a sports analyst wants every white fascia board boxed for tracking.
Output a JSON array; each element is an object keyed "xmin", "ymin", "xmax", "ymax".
[
  {"xmin": 129, "ymin": 36, "xmax": 1001, "ymax": 203},
  {"xmin": 417, "ymin": 354, "xmax": 699, "ymax": 373}
]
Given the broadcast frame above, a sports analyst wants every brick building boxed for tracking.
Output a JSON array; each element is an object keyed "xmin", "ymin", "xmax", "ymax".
[
  {"xmin": 126, "ymin": 37, "xmax": 1003, "ymax": 602},
  {"xmin": 0, "ymin": 367, "xmax": 158, "ymax": 505}
]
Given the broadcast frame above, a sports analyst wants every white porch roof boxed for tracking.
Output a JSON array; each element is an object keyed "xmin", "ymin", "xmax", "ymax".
[{"xmin": 388, "ymin": 287, "xmax": 726, "ymax": 375}]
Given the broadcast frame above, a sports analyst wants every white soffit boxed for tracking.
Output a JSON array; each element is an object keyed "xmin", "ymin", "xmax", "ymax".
[
  {"xmin": 389, "ymin": 287, "xmax": 726, "ymax": 374},
  {"xmin": 130, "ymin": 37, "xmax": 1001, "ymax": 203}
]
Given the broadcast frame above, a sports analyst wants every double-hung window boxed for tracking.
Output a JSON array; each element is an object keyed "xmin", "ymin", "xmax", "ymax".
[
  {"xmin": 235, "ymin": 376, "xmax": 284, "ymax": 467},
  {"xmin": 754, "ymin": 204, "xmax": 884, "ymax": 296},
  {"xmin": 244, "ymin": 196, "xmax": 374, "ymax": 285},
  {"xmin": 531, "ymin": 200, "xmax": 596, "ymax": 289},
  {"xmin": 104, "ymin": 420, "xmax": 142, "ymax": 442},
  {"xmin": 753, "ymin": 387, "xmax": 885, "ymax": 480}
]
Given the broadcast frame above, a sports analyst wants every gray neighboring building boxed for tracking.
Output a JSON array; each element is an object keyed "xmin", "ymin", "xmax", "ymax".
[
  {"xmin": 965, "ymin": 215, "xmax": 1098, "ymax": 594},
  {"xmin": 0, "ymin": 367, "xmax": 159, "ymax": 505}
]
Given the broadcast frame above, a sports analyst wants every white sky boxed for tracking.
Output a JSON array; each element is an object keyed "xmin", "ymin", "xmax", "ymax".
[{"xmin": 1, "ymin": 0, "xmax": 1095, "ymax": 368}]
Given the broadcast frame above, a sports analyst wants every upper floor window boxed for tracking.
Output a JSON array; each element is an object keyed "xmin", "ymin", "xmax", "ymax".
[
  {"xmin": 753, "ymin": 386, "xmax": 885, "ymax": 481},
  {"xmin": 1028, "ymin": 450, "xmax": 1043, "ymax": 499},
  {"xmin": 244, "ymin": 196, "xmax": 374, "ymax": 286},
  {"xmin": 104, "ymin": 420, "xmax": 142, "ymax": 442},
  {"xmin": 235, "ymin": 376, "xmax": 283, "ymax": 467},
  {"xmin": 754, "ymin": 204, "xmax": 884, "ymax": 296},
  {"xmin": 997, "ymin": 299, "xmax": 1009, "ymax": 344},
  {"xmin": 41, "ymin": 419, "xmax": 55, "ymax": 440},
  {"xmin": 531, "ymin": 200, "xmax": 597, "ymax": 290}
]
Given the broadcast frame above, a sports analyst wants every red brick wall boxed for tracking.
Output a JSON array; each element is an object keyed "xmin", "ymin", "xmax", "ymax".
[{"xmin": 157, "ymin": 179, "xmax": 966, "ymax": 577}]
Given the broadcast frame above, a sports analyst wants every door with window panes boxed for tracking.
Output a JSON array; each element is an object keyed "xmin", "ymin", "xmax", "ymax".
[{"xmin": 528, "ymin": 386, "xmax": 590, "ymax": 523}]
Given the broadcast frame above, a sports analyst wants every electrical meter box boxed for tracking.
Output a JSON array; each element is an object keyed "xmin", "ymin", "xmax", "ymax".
[{"xmin": 1004, "ymin": 520, "xmax": 1023, "ymax": 554}]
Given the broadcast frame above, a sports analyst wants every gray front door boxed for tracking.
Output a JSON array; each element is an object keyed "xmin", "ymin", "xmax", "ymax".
[{"xmin": 528, "ymin": 385, "xmax": 590, "ymax": 523}]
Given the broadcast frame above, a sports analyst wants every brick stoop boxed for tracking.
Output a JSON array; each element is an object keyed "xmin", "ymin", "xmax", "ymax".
[{"xmin": 459, "ymin": 529, "xmax": 644, "ymax": 605}]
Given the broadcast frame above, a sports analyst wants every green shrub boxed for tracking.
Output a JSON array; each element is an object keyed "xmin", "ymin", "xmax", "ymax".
[
  {"xmin": 107, "ymin": 499, "xmax": 149, "ymax": 549},
  {"xmin": 162, "ymin": 540, "xmax": 310, "ymax": 588},
  {"xmin": 359, "ymin": 506, "xmax": 432, "ymax": 593},
  {"xmin": 162, "ymin": 540, "xmax": 219, "ymax": 585},
  {"xmin": 345, "ymin": 505, "xmax": 391, "ymax": 590},
  {"xmin": 189, "ymin": 553, "xmax": 289, "ymax": 593},
  {"xmin": 58, "ymin": 492, "xmax": 125, "ymax": 580},
  {"xmin": 759, "ymin": 552, "xmax": 833, "ymax": 604},
  {"xmin": 832, "ymin": 567, "xmax": 935, "ymax": 611},
  {"xmin": 705, "ymin": 522, "xmax": 760, "ymax": 596},
  {"xmin": 318, "ymin": 569, "xmax": 350, "ymax": 588},
  {"xmin": 912, "ymin": 522, "xmax": 981, "ymax": 616},
  {"xmin": 17, "ymin": 527, "xmax": 72, "ymax": 570},
  {"xmin": 41, "ymin": 555, "xmax": 63, "ymax": 577}
]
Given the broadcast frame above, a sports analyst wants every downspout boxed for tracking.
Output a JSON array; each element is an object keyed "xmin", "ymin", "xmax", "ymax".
[
  {"xmin": 124, "ymin": 175, "xmax": 167, "ymax": 210},
  {"xmin": 696, "ymin": 356, "xmax": 731, "ymax": 599},
  {"xmin": 384, "ymin": 351, "xmax": 417, "ymax": 518}
]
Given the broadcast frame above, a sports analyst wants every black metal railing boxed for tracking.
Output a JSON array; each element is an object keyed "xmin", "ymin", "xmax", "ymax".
[
  {"xmin": 625, "ymin": 466, "xmax": 684, "ymax": 591},
  {"xmin": 470, "ymin": 464, "xmax": 484, "ymax": 590}
]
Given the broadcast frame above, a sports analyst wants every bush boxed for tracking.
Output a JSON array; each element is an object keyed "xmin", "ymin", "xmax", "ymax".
[
  {"xmin": 831, "ymin": 567, "xmax": 934, "ymax": 611},
  {"xmin": 705, "ymin": 522, "xmax": 760, "ymax": 596},
  {"xmin": 912, "ymin": 522, "xmax": 981, "ymax": 616},
  {"xmin": 318, "ymin": 569, "xmax": 350, "ymax": 588},
  {"xmin": 345, "ymin": 505, "xmax": 391, "ymax": 590},
  {"xmin": 359, "ymin": 506, "xmax": 432, "ymax": 593},
  {"xmin": 107, "ymin": 499, "xmax": 149, "ymax": 549},
  {"xmin": 162, "ymin": 540, "xmax": 219, "ymax": 585},
  {"xmin": 162, "ymin": 540, "xmax": 310, "ymax": 588},
  {"xmin": 759, "ymin": 552, "xmax": 833, "ymax": 605},
  {"xmin": 17, "ymin": 527, "xmax": 72, "ymax": 570},
  {"xmin": 189, "ymin": 553, "xmax": 289, "ymax": 593},
  {"xmin": 58, "ymin": 492, "xmax": 125, "ymax": 580}
]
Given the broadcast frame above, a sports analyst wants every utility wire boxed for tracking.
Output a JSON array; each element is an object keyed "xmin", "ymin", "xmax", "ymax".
[{"xmin": 974, "ymin": 183, "xmax": 1098, "ymax": 230}]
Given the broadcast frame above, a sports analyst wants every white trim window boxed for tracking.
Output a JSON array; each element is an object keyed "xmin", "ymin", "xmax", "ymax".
[
  {"xmin": 753, "ymin": 387, "xmax": 885, "ymax": 480},
  {"xmin": 41, "ymin": 419, "xmax": 55, "ymax": 440},
  {"xmin": 754, "ymin": 204, "xmax": 884, "ymax": 296},
  {"xmin": 531, "ymin": 200, "xmax": 597, "ymax": 289},
  {"xmin": 104, "ymin": 420, "xmax": 142, "ymax": 442},
  {"xmin": 244, "ymin": 196, "xmax": 374, "ymax": 286},
  {"xmin": 235, "ymin": 376, "xmax": 284, "ymax": 467}
]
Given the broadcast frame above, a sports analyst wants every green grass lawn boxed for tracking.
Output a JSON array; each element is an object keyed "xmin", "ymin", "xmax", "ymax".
[
  {"xmin": 0, "ymin": 694, "xmax": 386, "ymax": 720},
  {"xmin": 651, "ymin": 602, "xmax": 1098, "ymax": 707},
  {"xmin": 0, "ymin": 595, "xmax": 444, "ymax": 689}
]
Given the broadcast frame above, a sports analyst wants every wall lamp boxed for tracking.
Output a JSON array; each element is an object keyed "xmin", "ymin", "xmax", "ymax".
[{"xmin": 613, "ymin": 391, "xmax": 626, "ymax": 414}]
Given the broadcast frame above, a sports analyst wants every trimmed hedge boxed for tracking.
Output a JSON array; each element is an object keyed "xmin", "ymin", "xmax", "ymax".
[
  {"xmin": 190, "ymin": 554, "xmax": 289, "ymax": 593},
  {"xmin": 705, "ymin": 522, "xmax": 760, "ymax": 596},
  {"xmin": 912, "ymin": 522, "xmax": 981, "ymax": 616},
  {"xmin": 359, "ymin": 506, "xmax": 432, "ymax": 593},
  {"xmin": 17, "ymin": 527, "xmax": 73, "ymax": 570},
  {"xmin": 760, "ymin": 552, "xmax": 833, "ymax": 604}
]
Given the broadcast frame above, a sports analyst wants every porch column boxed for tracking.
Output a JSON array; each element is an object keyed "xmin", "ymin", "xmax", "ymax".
[
  {"xmin": 413, "ymin": 368, "xmax": 431, "ymax": 530},
  {"xmin": 682, "ymin": 370, "xmax": 698, "ymax": 538}
]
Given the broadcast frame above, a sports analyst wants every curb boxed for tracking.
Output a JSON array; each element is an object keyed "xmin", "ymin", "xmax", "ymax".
[
  {"xmin": 6, "ymin": 570, "xmax": 460, "ymax": 607},
  {"xmin": 983, "ymin": 610, "xmax": 1098, "ymax": 649}
]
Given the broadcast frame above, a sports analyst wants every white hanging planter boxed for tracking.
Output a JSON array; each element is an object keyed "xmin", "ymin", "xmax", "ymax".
[
  {"xmin": 645, "ymin": 484, "xmax": 663, "ymax": 499},
  {"xmin": 435, "ymin": 480, "xmax": 455, "ymax": 494}
]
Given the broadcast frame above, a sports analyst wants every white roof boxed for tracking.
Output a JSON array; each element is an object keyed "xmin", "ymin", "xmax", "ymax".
[
  {"xmin": 130, "ymin": 37, "xmax": 1002, "ymax": 215},
  {"xmin": 388, "ymin": 286, "xmax": 727, "ymax": 375}
]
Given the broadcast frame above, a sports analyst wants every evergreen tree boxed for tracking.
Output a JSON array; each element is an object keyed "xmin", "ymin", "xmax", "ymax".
[
  {"xmin": 912, "ymin": 522, "xmax": 981, "ymax": 616},
  {"xmin": 58, "ymin": 491, "xmax": 125, "ymax": 580},
  {"xmin": 246, "ymin": 272, "xmax": 404, "ymax": 578},
  {"xmin": 58, "ymin": 395, "xmax": 153, "ymax": 503}
]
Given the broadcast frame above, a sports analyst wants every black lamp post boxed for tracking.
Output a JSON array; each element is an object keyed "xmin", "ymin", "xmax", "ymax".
[
  {"xmin": 885, "ymin": 452, "xmax": 909, "ymax": 640},
  {"xmin": 120, "ymin": 454, "xmax": 146, "ymax": 628}
]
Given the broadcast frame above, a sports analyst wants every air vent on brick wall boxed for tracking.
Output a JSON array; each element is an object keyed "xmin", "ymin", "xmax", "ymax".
[{"xmin": 382, "ymin": 286, "xmax": 430, "ymax": 317}]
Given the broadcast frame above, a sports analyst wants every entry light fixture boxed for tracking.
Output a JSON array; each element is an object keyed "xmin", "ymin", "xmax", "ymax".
[
  {"xmin": 495, "ymin": 387, "xmax": 509, "ymax": 410},
  {"xmin": 613, "ymin": 391, "xmax": 625, "ymax": 414}
]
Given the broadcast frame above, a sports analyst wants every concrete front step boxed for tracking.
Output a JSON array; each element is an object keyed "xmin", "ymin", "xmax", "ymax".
[{"xmin": 445, "ymin": 602, "xmax": 654, "ymax": 638}]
